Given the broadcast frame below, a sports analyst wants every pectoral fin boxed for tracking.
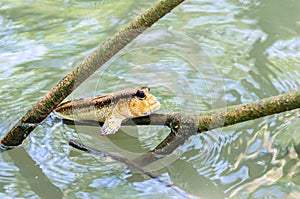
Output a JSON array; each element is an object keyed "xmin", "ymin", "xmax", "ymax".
[{"xmin": 100, "ymin": 112, "xmax": 125, "ymax": 136}]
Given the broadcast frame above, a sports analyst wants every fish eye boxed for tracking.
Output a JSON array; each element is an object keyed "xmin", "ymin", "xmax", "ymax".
[{"xmin": 136, "ymin": 90, "xmax": 145, "ymax": 99}]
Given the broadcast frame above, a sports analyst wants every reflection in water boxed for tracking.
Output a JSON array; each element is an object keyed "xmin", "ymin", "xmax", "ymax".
[
  {"xmin": 7, "ymin": 147, "xmax": 63, "ymax": 199},
  {"xmin": 245, "ymin": 0, "xmax": 300, "ymax": 96}
]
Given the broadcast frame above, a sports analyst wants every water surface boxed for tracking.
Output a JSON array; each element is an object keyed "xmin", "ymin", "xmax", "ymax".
[{"xmin": 1, "ymin": 0, "xmax": 300, "ymax": 198}]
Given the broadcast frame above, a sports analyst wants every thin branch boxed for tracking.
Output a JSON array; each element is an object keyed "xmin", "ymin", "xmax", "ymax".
[
  {"xmin": 69, "ymin": 139, "xmax": 200, "ymax": 199},
  {"xmin": 0, "ymin": 0, "xmax": 185, "ymax": 148}
]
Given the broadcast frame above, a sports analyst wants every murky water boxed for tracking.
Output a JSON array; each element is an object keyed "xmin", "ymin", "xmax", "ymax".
[{"xmin": 1, "ymin": 0, "xmax": 300, "ymax": 198}]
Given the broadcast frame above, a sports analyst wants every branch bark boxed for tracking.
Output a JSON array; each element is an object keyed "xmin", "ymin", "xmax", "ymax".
[{"xmin": 0, "ymin": 0, "xmax": 185, "ymax": 148}]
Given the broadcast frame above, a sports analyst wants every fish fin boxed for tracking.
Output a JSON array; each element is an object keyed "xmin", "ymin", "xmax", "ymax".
[{"xmin": 100, "ymin": 112, "xmax": 124, "ymax": 136}]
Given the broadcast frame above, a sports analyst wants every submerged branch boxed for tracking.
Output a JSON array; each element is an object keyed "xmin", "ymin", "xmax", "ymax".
[
  {"xmin": 69, "ymin": 139, "xmax": 200, "ymax": 199},
  {"xmin": 0, "ymin": 0, "xmax": 185, "ymax": 148}
]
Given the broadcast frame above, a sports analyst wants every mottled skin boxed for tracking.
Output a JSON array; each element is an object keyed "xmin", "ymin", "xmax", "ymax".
[{"xmin": 54, "ymin": 86, "xmax": 161, "ymax": 135}]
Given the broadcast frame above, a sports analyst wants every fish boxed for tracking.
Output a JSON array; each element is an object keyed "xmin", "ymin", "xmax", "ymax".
[{"xmin": 54, "ymin": 86, "xmax": 161, "ymax": 135}]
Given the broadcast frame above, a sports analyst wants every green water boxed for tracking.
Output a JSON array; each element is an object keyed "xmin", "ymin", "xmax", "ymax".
[{"xmin": 1, "ymin": 0, "xmax": 300, "ymax": 198}]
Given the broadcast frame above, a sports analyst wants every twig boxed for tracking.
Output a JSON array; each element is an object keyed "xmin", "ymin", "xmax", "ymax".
[{"xmin": 69, "ymin": 139, "xmax": 200, "ymax": 199}]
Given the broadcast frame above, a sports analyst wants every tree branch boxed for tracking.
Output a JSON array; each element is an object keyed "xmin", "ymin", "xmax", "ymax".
[
  {"xmin": 0, "ymin": 0, "xmax": 185, "ymax": 148},
  {"xmin": 59, "ymin": 91, "xmax": 300, "ymax": 165},
  {"xmin": 134, "ymin": 91, "xmax": 300, "ymax": 165}
]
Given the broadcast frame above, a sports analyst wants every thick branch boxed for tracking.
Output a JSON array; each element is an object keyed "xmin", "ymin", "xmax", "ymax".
[
  {"xmin": 59, "ymin": 91, "xmax": 300, "ymax": 165},
  {"xmin": 0, "ymin": 0, "xmax": 185, "ymax": 147},
  {"xmin": 136, "ymin": 91, "xmax": 300, "ymax": 164},
  {"xmin": 162, "ymin": 91, "xmax": 299, "ymax": 148},
  {"xmin": 198, "ymin": 91, "xmax": 300, "ymax": 131}
]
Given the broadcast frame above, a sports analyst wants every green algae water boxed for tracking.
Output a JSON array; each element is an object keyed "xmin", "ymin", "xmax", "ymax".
[{"xmin": 1, "ymin": 0, "xmax": 300, "ymax": 198}]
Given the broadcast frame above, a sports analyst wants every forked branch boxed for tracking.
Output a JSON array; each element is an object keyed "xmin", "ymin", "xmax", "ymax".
[{"xmin": 62, "ymin": 91, "xmax": 300, "ymax": 165}]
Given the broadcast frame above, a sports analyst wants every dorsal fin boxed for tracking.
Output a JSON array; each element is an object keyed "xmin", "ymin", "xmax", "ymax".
[{"xmin": 54, "ymin": 89, "xmax": 137, "ymax": 113}]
